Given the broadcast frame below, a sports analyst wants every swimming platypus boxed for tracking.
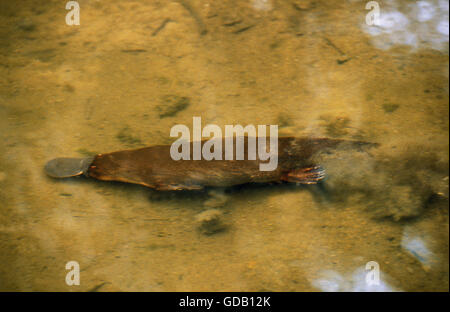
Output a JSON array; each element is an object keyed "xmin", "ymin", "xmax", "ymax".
[{"xmin": 44, "ymin": 137, "xmax": 376, "ymax": 191}]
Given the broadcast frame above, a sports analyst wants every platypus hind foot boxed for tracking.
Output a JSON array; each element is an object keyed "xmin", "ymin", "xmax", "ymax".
[{"xmin": 282, "ymin": 166, "xmax": 326, "ymax": 184}]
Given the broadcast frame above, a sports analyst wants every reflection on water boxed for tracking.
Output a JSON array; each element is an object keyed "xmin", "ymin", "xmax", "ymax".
[
  {"xmin": 312, "ymin": 266, "xmax": 397, "ymax": 292},
  {"xmin": 362, "ymin": 0, "xmax": 449, "ymax": 51},
  {"xmin": 0, "ymin": 0, "xmax": 448, "ymax": 291}
]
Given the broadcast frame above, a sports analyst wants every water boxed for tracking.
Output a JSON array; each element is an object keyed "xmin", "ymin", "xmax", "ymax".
[{"xmin": 0, "ymin": 0, "xmax": 448, "ymax": 291}]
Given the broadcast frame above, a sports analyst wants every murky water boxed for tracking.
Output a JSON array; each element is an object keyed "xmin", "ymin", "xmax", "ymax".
[{"xmin": 0, "ymin": 0, "xmax": 448, "ymax": 291}]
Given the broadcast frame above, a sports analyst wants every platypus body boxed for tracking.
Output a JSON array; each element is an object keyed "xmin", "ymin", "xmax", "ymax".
[{"xmin": 45, "ymin": 137, "xmax": 375, "ymax": 191}]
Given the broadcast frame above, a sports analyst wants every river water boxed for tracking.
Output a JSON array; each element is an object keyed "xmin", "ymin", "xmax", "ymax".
[{"xmin": 0, "ymin": 0, "xmax": 448, "ymax": 291}]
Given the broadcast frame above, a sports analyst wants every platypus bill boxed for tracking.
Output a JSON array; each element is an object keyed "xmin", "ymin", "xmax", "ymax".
[{"xmin": 44, "ymin": 137, "xmax": 376, "ymax": 191}]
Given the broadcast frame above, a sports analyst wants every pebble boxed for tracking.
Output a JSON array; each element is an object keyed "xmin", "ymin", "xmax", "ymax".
[
  {"xmin": 18, "ymin": 18, "xmax": 36, "ymax": 31},
  {"xmin": 251, "ymin": 0, "xmax": 272, "ymax": 11}
]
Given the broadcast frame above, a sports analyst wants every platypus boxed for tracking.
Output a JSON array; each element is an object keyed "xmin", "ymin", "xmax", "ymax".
[{"xmin": 44, "ymin": 137, "xmax": 376, "ymax": 191}]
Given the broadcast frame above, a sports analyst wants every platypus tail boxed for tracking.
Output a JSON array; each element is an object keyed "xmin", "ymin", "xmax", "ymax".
[
  {"xmin": 281, "ymin": 137, "xmax": 379, "ymax": 161},
  {"xmin": 314, "ymin": 137, "xmax": 378, "ymax": 149},
  {"xmin": 342, "ymin": 139, "xmax": 379, "ymax": 151},
  {"xmin": 302, "ymin": 137, "xmax": 379, "ymax": 157}
]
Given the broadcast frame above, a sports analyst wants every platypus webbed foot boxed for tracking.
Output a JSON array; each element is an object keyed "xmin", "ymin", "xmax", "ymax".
[{"xmin": 281, "ymin": 166, "xmax": 326, "ymax": 184}]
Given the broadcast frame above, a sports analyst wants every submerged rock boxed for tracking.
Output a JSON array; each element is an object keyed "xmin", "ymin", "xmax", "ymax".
[
  {"xmin": 195, "ymin": 209, "xmax": 227, "ymax": 235},
  {"xmin": 18, "ymin": 18, "xmax": 36, "ymax": 32}
]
